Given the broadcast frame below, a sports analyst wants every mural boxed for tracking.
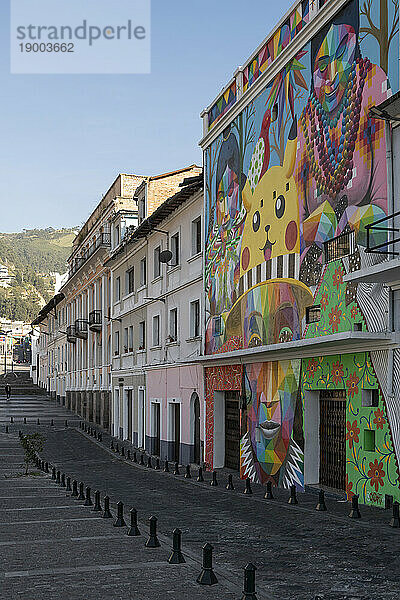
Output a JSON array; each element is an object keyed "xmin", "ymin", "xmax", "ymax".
[{"xmin": 204, "ymin": 0, "xmax": 399, "ymax": 499}]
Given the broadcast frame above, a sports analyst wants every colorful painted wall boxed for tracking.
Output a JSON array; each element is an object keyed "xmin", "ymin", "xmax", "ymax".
[{"xmin": 204, "ymin": 0, "xmax": 399, "ymax": 498}]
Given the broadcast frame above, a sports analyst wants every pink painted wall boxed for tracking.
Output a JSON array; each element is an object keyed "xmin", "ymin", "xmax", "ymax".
[{"xmin": 147, "ymin": 365, "xmax": 204, "ymax": 444}]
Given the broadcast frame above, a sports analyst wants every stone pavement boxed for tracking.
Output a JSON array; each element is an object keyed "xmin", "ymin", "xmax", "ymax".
[{"xmin": 1, "ymin": 395, "xmax": 400, "ymax": 599}]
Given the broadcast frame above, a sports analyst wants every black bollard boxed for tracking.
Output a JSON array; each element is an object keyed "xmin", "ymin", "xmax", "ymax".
[
  {"xmin": 61, "ymin": 474, "xmax": 66, "ymax": 488},
  {"xmin": 163, "ymin": 458, "xmax": 169, "ymax": 472},
  {"xmin": 168, "ymin": 528, "xmax": 185, "ymax": 564},
  {"xmin": 127, "ymin": 508, "xmax": 141, "ymax": 536},
  {"xmin": 66, "ymin": 477, "xmax": 72, "ymax": 492},
  {"xmin": 10, "ymin": 417, "xmax": 13, "ymax": 423},
  {"xmin": 197, "ymin": 467, "xmax": 204, "ymax": 482},
  {"xmin": 132, "ymin": 451, "xmax": 137, "ymax": 463},
  {"xmin": 37, "ymin": 418, "xmax": 40, "ymax": 425},
  {"xmin": 45, "ymin": 462, "xmax": 49, "ymax": 473},
  {"xmin": 78, "ymin": 482, "xmax": 85, "ymax": 501},
  {"xmin": 264, "ymin": 481, "xmax": 274, "ymax": 499},
  {"xmin": 389, "ymin": 501, "xmax": 400, "ymax": 528},
  {"xmin": 51, "ymin": 419, "xmax": 54, "ymax": 426},
  {"xmin": 115, "ymin": 443, "xmax": 120, "ymax": 454},
  {"xmin": 51, "ymin": 467, "xmax": 56, "ymax": 480},
  {"xmin": 102, "ymin": 496, "xmax": 113, "ymax": 519},
  {"xmin": 65, "ymin": 420, "xmax": 68, "ymax": 428},
  {"xmin": 110, "ymin": 440, "xmax": 114, "ymax": 451},
  {"xmin": 71, "ymin": 480, "xmax": 78, "ymax": 497},
  {"xmin": 121, "ymin": 446, "xmax": 125, "ymax": 457},
  {"xmin": 316, "ymin": 489, "xmax": 327, "ymax": 512},
  {"xmin": 19, "ymin": 430, "xmax": 22, "ymax": 439},
  {"xmin": 127, "ymin": 449, "xmax": 131, "ymax": 460},
  {"xmin": 185, "ymin": 465, "xmax": 191, "ymax": 479},
  {"xmin": 210, "ymin": 471, "xmax": 218, "ymax": 487},
  {"xmin": 113, "ymin": 501, "xmax": 126, "ymax": 527},
  {"xmin": 241, "ymin": 563, "xmax": 257, "ymax": 600},
  {"xmin": 226, "ymin": 474, "xmax": 234, "ymax": 490},
  {"xmin": 196, "ymin": 543, "xmax": 218, "ymax": 585},
  {"xmin": 145, "ymin": 515, "xmax": 161, "ymax": 548},
  {"xmin": 139, "ymin": 453, "xmax": 145, "ymax": 466},
  {"xmin": 288, "ymin": 484, "xmax": 298, "ymax": 505},
  {"xmin": 92, "ymin": 490, "xmax": 102, "ymax": 512},
  {"xmin": 84, "ymin": 487, "xmax": 93, "ymax": 507},
  {"xmin": 23, "ymin": 417, "xmax": 27, "ymax": 424},
  {"xmin": 349, "ymin": 494, "xmax": 361, "ymax": 519},
  {"xmin": 56, "ymin": 471, "xmax": 61, "ymax": 484},
  {"xmin": 155, "ymin": 457, "xmax": 160, "ymax": 470},
  {"xmin": 244, "ymin": 477, "xmax": 253, "ymax": 495},
  {"xmin": 147, "ymin": 456, "xmax": 152, "ymax": 469},
  {"xmin": 5, "ymin": 425, "xmax": 8, "ymax": 434},
  {"xmin": 173, "ymin": 462, "xmax": 180, "ymax": 475}
]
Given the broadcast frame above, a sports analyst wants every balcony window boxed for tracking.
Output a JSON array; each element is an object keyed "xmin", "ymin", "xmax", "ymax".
[
  {"xmin": 154, "ymin": 246, "xmax": 161, "ymax": 278},
  {"xmin": 114, "ymin": 331, "xmax": 120, "ymax": 356},
  {"xmin": 139, "ymin": 321, "xmax": 146, "ymax": 350},
  {"xmin": 140, "ymin": 258, "xmax": 147, "ymax": 286},
  {"xmin": 125, "ymin": 268, "xmax": 134, "ymax": 295},
  {"xmin": 190, "ymin": 300, "xmax": 200, "ymax": 338},
  {"xmin": 124, "ymin": 327, "xmax": 129, "ymax": 354},
  {"xmin": 192, "ymin": 217, "xmax": 202, "ymax": 256},
  {"xmin": 170, "ymin": 232, "xmax": 179, "ymax": 267},
  {"xmin": 306, "ymin": 305, "xmax": 321, "ymax": 324},
  {"xmin": 169, "ymin": 308, "xmax": 178, "ymax": 342},
  {"xmin": 128, "ymin": 326, "xmax": 134, "ymax": 352},
  {"xmin": 152, "ymin": 315, "xmax": 160, "ymax": 347},
  {"xmin": 114, "ymin": 276, "xmax": 121, "ymax": 302}
]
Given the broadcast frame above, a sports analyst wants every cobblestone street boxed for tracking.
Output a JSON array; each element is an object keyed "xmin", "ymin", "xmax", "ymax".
[{"xmin": 0, "ymin": 394, "xmax": 400, "ymax": 599}]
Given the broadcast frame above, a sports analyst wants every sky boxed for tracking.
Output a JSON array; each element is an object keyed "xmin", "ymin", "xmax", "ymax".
[{"xmin": 0, "ymin": 0, "xmax": 294, "ymax": 232}]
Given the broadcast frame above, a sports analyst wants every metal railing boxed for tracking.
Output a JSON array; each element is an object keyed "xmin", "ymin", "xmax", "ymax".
[
  {"xmin": 66, "ymin": 325, "xmax": 77, "ymax": 343},
  {"xmin": 324, "ymin": 230, "xmax": 356, "ymax": 263},
  {"xmin": 74, "ymin": 319, "xmax": 88, "ymax": 340},
  {"xmin": 366, "ymin": 210, "xmax": 399, "ymax": 256},
  {"xmin": 69, "ymin": 232, "xmax": 111, "ymax": 277},
  {"xmin": 89, "ymin": 310, "xmax": 102, "ymax": 331}
]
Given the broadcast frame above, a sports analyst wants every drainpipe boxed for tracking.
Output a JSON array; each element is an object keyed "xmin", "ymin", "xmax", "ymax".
[{"xmin": 386, "ymin": 120, "xmax": 394, "ymax": 398}]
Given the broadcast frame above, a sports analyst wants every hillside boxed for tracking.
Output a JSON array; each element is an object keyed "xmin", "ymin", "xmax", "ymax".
[{"xmin": 0, "ymin": 227, "xmax": 76, "ymax": 322}]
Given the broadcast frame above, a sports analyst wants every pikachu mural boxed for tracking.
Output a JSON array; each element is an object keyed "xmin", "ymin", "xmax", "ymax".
[{"xmin": 204, "ymin": 0, "xmax": 400, "ymax": 501}]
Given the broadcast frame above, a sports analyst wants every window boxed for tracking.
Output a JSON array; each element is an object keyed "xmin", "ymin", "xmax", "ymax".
[
  {"xmin": 192, "ymin": 217, "xmax": 202, "ymax": 256},
  {"xmin": 170, "ymin": 232, "xmax": 179, "ymax": 266},
  {"xmin": 140, "ymin": 258, "xmax": 147, "ymax": 286},
  {"xmin": 124, "ymin": 328, "xmax": 129, "ymax": 354},
  {"xmin": 114, "ymin": 225, "xmax": 120, "ymax": 247},
  {"xmin": 306, "ymin": 305, "xmax": 321, "ymax": 324},
  {"xmin": 169, "ymin": 308, "xmax": 178, "ymax": 342},
  {"xmin": 114, "ymin": 276, "xmax": 121, "ymax": 302},
  {"xmin": 125, "ymin": 268, "xmax": 134, "ymax": 295},
  {"xmin": 138, "ymin": 198, "xmax": 146, "ymax": 223},
  {"xmin": 324, "ymin": 230, "xmax": 355, "ymax": 263},
  {"xmin": 190, "ymin": 300, "xmax": 200, "ymax": 338},
  {"xmin": 213, "ymin": 316, "xmax": 222, "ymax": 336},
  {"xmin": 114, "ymin": 331, "xmax": 120, "ymax": 356},
  {"xmin": 128, "ymin": 326, "xmax": 134, "ymax": 352},
  {"xmin": 362, "ymin": 389, "xmax": 379, "ymax": 407},
  {"xmin": 154, "ymin": 246, "xmax": 161, "ymax": 278},
  {"xmin": 152, "ymin": 315, "xmax": 160, "ymax": 347},
  {"xmin": 139, "ymin": 321, "xmax": 146, "ymax": 350}
]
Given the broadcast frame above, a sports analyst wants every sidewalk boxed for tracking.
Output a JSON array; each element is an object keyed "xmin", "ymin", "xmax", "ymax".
[{"xmin": 2, "ymin": 421, "xmax": 399, "ymax": 599}]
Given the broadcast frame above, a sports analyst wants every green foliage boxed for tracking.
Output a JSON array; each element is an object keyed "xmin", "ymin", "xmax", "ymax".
[
  {"xmin": 20, "ymin": 432, "xmax": 46, "ymax": 475},
  {"xmin": 0, "ymin": 227, "xmax": 76, "ymax": 321}
]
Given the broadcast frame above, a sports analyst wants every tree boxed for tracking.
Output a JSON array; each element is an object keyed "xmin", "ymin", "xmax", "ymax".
[
  {"xmin": 20, "ymin": 433, "xmax": 46, "ymax": 475},
  {"xmin": 360, "ymin": 0, "xmax": 399, "ymax": 74}
]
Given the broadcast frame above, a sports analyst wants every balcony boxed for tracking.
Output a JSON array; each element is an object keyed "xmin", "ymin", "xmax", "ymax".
[
  {"xmin": 89, "ymin": 310, "xmax": 102, "ymax": 332},
  {"xmin": 75, "ymin": 319, "xmax": 88, "ymax": 340},
  {"xmin": 66, "ymin": 325, "xmax": 77, "ymax": 344},
  {"xmin": 69, "ymin": 232, "xmax": 111, "ymax": 278}
]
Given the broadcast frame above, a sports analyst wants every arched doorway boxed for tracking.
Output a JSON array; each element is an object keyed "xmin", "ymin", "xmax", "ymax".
[{"xmin": 191, "ymin": 392, "xmax": 201, "ymax": 464}]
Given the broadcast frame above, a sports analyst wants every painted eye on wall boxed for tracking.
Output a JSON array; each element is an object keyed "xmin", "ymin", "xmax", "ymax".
[
  {"xmin": 275, "ymin": 195, "xmax": 285, "ymax": 219},
  {"xmin": 252, "ymin": 211, "xmax": 261, "ymax": 232}
]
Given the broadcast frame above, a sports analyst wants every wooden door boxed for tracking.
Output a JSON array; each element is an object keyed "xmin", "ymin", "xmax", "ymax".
[
  {"xmin": 225, "ymin": 391, "xmax": 240, "ymax": 470},
  {"xmin": 174, "ymin": 404, "xmax": 180, "ymax": 463},
  {"xmin": 193, "ymin": 394, "xmax": 200, "ymax": 464},
  {"xmin": 320, "ymin": 390, "xmax": 346, "ymax": 491},
  {"xmin": 127, "ymin": 390, "xmax": 132, "ymax": 442}
]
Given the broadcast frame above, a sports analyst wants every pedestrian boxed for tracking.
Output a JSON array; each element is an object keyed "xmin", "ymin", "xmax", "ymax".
[{"xmin": 5, "ymin": 383, "xmax": 11, "ymax": 400}]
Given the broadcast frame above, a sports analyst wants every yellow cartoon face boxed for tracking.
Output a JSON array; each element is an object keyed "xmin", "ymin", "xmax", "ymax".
[{"xmin": 240, "ymin": 127, "xmax": 300, "ymax": 277}]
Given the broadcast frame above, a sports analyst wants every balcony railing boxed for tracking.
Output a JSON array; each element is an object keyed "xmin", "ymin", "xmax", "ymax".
[
  {"xmin": 324, "ymin": 230, "xmax": 356, "ymax": 263},
  {"xmin": 69, "ymin": 232, "xmax": 111, "ymax": 277},
  {"xmin": 89, "ymin": 310, "xmax": 102, "ymax": 332},
  {"xmin": 66, "ymin": 325, "xmax": 77, "ymax": 343},
  {"xmin": 366, "ymin": 210, "xmax": 399, "ymax": 256},
  {"xmin": 75, "ymin": 319, "xmax": 88, "ymax": 340}
]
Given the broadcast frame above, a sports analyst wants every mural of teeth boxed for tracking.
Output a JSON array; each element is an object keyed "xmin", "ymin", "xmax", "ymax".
[{"xmin": 260, "ymin": 420, "xmax": 280, "ymax": 439}]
